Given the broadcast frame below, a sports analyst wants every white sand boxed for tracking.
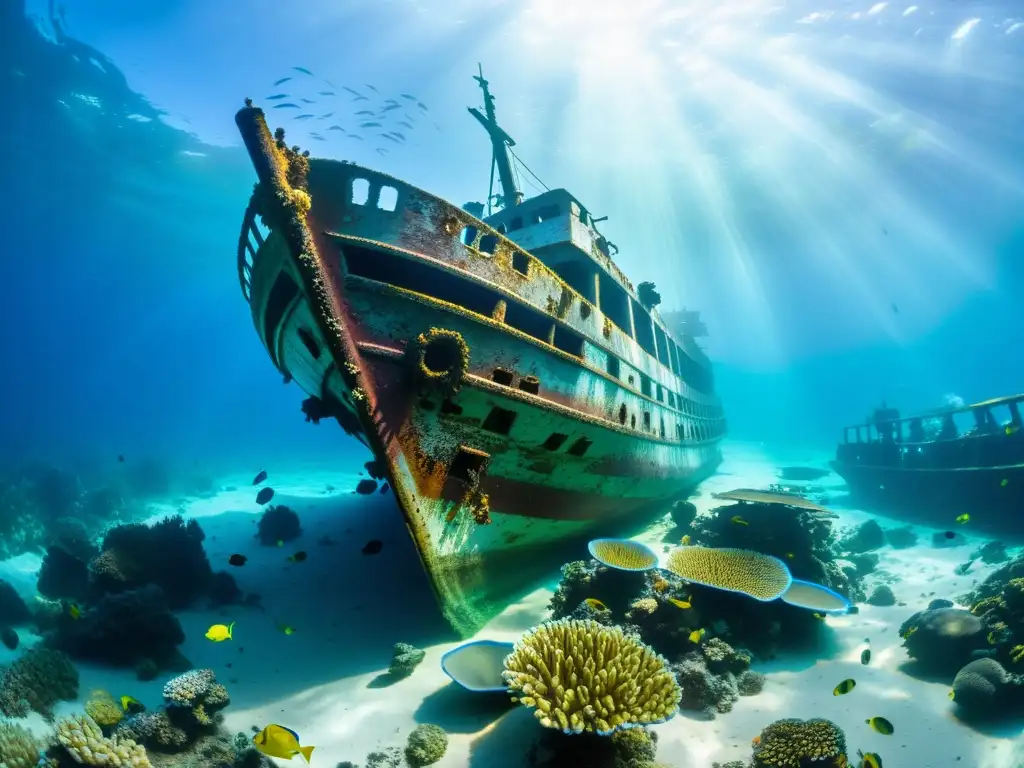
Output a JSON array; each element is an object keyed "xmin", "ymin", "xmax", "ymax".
[{"xmin": 2, "ymin": 441, "xmax": 1022, "ymax": 767}]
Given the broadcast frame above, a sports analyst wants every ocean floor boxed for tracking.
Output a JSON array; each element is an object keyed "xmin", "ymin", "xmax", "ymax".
[{"xmin": 3, "ymin": 440, "xmax": 1023, "ymax": 768}]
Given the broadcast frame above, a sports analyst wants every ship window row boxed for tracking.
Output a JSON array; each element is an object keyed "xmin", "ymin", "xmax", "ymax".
[
  {"xmin": 350, "ymin": 178, "xmax": 399, "ymax": 212},
  {"xmin": 602, "ymin": 351, "xmax": 720, "ymax": 421}
]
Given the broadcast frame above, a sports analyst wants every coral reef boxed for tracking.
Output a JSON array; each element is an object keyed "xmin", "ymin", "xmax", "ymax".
[
  {"xmin": 0, "ymin": 720, "xmax": 43, "ymax": 768},
  {"xmin": 837, "ymin": 519, "xmax": 885, "ymax": 554},
  {"xmin": 503, "ymin": 619, "xmax": 681, "ymax": 734},
  {"xmin": 54, "ymin": 713, "xmax": 152, "ymax": 766},
  {"xmin": 387, "ymin": 642, "xmax": 425, "ymax": 679},
  {"xmin": 737, "ymin": 670, "xmax": 766, "ymax": 696},
  {"xmin": 751, "ymin": 718, "xmax": 847, "ymax": 767},
  {"xmin": 866, "ymin": 585, "xmax": 896, "ymax": 607},
  {"xmin": 404, "ymin": 724, "xmax": 447, "ymax": 767},
  {"xmin": 38, "ymin": 544, "xmax": 91, "ymax": 601},
  {"xmin": 162, "ymin": 669, "xmax": 230, "ymax": 725},
  {"xmin": 525, "ymin": 728, "xmax": 660, "ymax": 768},
  {"xmin": 663, "ymin": 546, "xmax": 791, "ymax": 601},
  {"xmin": 950, "ymin": 657, "xmax": 1024, "ymax": 721},
  {"xmin": 85, "ymin": 689, "xmax": 124, "ymax": 728},
  {"xmin": 47, "ymin": 585, "xmax": 186, "ymax": 669},
  {"xmin": 588, "ymin": 539, "xmax": 658, "ymax": 571},
  {"xmin": 255, "ymin": 505, "xmax": 301, "ymax": 546},
  {"xmin": 972, "ymin": 541, "xmax": 1009, "ymax": 565},
  {"xmin": 668, "ymin": 638, "xmax": 756, "ymax": 717},
  {"xmin": 960, "ymin": 555, "xmax": 1024, "ymax": 668},
  {"xmin": 0, "ymin": 647, "xmax": 79, "ymax": 719},
  {"xmin": 898, "ymin": 605, "xmax": 986, "ymax": 674}
]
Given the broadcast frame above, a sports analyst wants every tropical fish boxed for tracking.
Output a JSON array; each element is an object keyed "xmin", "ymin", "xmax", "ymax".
[
  {"xmin": 381, "ymin": 104, "xmax": 401, "ymax": 112},
  {"xmin": 1001, "ymin": 478, "xmax": 1009, "ymax": 487},
  {"xmin": 205, "ymin": 622, "xmax": 234, "ymax": 642},
  {"xmin": 833, "ymin": 679, "xmax": 856, "ymax": 696},
  {"xmin": 351, "ymin": 95, "xmax": 369, "ymax": 102},
  {"xmin": 253, "ymin": 724, "xmax": 315, "ymax": 762},
  {"xmin": 120, "ymin": 695, "xmax": 141, "ymax": 711},
  {"xmin": 256, "ymin": 487, "xmax": 275, "ymax": 505},
  {"xmin": 295, "ymin": 114, "xmax": 315, "ymax": 121},
  {"xmin": 360, "ymin": 122, "xmax": 382, "ymax": 128},
  {"xmin": 273, "ymin": 104, "xmax": 300, "ymax": 110},
  {"xmin": 689, "ymin": 628, "xmax": 705, "ymax": 644},
  {"xmin": 397, "ymin": 121, "xmax": 414, "ymax": 130},
  {"xmin": 68, "ymin": 603, "xmax": 82, "ymax": 620},
  {"xmin": 287, "ymin": 551, "xmax": 308, "ymax": 562},
  {"xmin": 380, "ymin": 134, "xmax": 400, "ymax": 143},
  {"xmin": 300, "ymin": 98, "xmax": 316, "ymax": 104},
  {"xmin": 955, "ymin": 514, "xmax": 970, "ymax": 525},
  {"xmin": 584, "ymin": 598, "xmax": 609, "ymax": 612},
  {"xmin": 309, "ymin": 135, "xmax": 326, "ymax": 141},
  {"xmin": 1, "ymin": 627, "xmax": 18, "ymax": 650},
  {"xmin": 667, "ymin": 597, "xmax": 691, "ymax": 610},
  {"xmin": 390, "ymin": 132, "xmax": 405, "ymax": 140},
  {"xmin": 228, "ymin": 554, "xmax": 248, "ymax": 567},
  {"xmin": 857, "ymin": 751, "xmax": 883, "ymax": 768},
  {"xmin": 861, "ymin": 648, "xmax": 871, "ymax": 665},
  {"xmin": 362, "ymin": 539, "xmax": 383, "ymax": 555},
  {"xmin": 273, "ymin": 77, "xmax": 292, "ymax": 86},
  {"xmin": 252, "ymin": 469, "xmax": 267, "ymax": 485},
  {"xmin": 265, "ymin": 94, "xmax": 289, "ymax": 101},
  {"xmin": 785, "ymin": 552, "xmax": 795, "ymax": 559},
  {"xmin": 865, "ymin": 716, "xmax": 894, "ymax": 735},
  {"xmin": 681, "ymin": 535, "xmax": 691, "ymax": 545},
  {"xmin": 277, "ymin": 623, "xmax": 296, "ymax": 635},
  {"xmin": 1006, "ymin": 425, "xmax": 1018, "ymax": 435},
  {"xmin": 277, "ymin": 540, "xmax": 284, "ymax": 547},
  {"xmin": 349, "ymin": 135, "xmax": 365, "ymax": 141},
  {"xmin": 293, "ymin": 66, "xmax": 314, "ymax": 76},
  {"xmin": 948, "ymin": 689, "xmax": 955, "ymax": 700},
  {"xmin": 812, "ymin": 613, "xmax": 827, "ymax": 620},
  {"xmin": 417, "ymin": 102, "xmax": 428, "ymax": 111},
  {"xmin": 731, "ymin": 515, "xmax": 749, "ymax": 526}
]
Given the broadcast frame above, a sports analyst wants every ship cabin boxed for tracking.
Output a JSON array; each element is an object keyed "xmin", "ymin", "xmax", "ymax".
[{"xmin": 480, "ymin": 188, "xmax": 717, "ymax": 400}]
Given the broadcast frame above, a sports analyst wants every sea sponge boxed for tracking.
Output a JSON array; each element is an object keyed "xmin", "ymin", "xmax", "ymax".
[
  {"xmin": 737, "ymin": 670, "xmax": 766, "ymax": 696},
  {"xmin": 588, "ymin": 539, "xmax": 658, "ymax": 572},
  {"xmin": 503, "ymin": 618, "xmax": 681, "ymax": 734},
  {"xmin": 751, "ymin": 718, "xmax": 847, "ymax": 767},
  {"xmin": 85, "ymin": 689, "xmax": 123, "ymax": 728},
  {"xmin": 404, "ymin": 724, "xmax": 447, "ymax": 767},
  {"xmin": 0, "ymin": 647, "xmax": 79, "ymax": 719},
  {"xmin": 672, "ymin": 656, "xmax": 739, "ymax": 716},
  {"xmin": 664, "ymin": 546, "xmax": 792, "ymax": 602},
  {"xmin": 0, "ymin": 720, "xmax": 43, "ymax": 768},
  {"xmin": 56, "ymin": 713, "xmax": 152, "ymax": 767}
]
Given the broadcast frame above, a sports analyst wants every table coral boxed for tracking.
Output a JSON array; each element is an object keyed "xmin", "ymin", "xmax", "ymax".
[
  {"xmin": 503, "ymin": 618, "xmax": 681, "ymax": 734},
  {"xmin": 664, "ymin": 546, "xmax": 792, "ymax": 602}
]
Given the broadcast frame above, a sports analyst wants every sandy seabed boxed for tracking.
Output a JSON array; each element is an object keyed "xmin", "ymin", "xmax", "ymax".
[{"xmin": 2, "ymin": 440, "xmax": 1022, "ymax": 768}]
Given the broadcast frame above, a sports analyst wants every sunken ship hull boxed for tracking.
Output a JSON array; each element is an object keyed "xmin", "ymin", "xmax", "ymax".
[
  {"xmin": 234, "ymin": 105, "xmax": 725, "ymax": 636},
  {"xmin": 832, "ymin": 395, "xmax": 1024, "ymax": 534}
]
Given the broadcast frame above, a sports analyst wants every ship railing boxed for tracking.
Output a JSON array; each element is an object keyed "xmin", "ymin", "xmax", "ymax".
[
  {"xmin": 237, "ymin": 201, "xmax": 264, "ymax": 303},
  {"xmin": 840, "ymin": 393, "xmax": 1024, "ymax": 447}
]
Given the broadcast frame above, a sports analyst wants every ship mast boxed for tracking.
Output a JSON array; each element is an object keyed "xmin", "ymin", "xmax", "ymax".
[{"xmin": 468, "ymin": 64, "xmax": 522, "ymax": 210}]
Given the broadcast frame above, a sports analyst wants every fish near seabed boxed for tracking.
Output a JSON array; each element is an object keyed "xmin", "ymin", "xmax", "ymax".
[
  {"xmin": 253, "ymin": 724, "xmax": 315, "ymax": 762},
  {"xmin": 252, "ymin": 469, "xmax": 267, "ymax": 485},
  {"xmin": 256, "ymin": 487, "xmax": 275, "ymax": 505},
  {"xmin": 206, "ymin": 621, "xmax": 234, "ymax": 642}
]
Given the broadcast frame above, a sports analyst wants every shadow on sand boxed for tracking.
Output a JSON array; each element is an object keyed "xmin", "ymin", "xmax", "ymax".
[{"xmin": 414, "ymin": 683, "xmax": 516, "ymax": 734}]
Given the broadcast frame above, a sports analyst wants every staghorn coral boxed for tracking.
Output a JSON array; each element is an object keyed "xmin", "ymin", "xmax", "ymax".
[
  {"xmin": 85, "ymin": 689, "xmax": 123, "ymax": 728},
  {"xmin": 404, "ymin": 724, "xmax": 447, "ymax": 767},
  {"xmin": 55, "ymin": 713, "xmax": 152, "ymax": 767},
  {"xmin": 0, "ymin": 647, "xmax": 79, "ymax": 719},
  {"xmin": 664, "ymin": 546, "xmax": 792, "ymax": 601},
  {"xmin": 751, "ymin": 717, "xmax": 847, "ymax": 767},
  {"xmin": 0, "ymin": 720, "xmax": 43, "ymax": 768},
  {"xmin": 503, "ymin": 618, "xmax": 680, "ymax": 734}
]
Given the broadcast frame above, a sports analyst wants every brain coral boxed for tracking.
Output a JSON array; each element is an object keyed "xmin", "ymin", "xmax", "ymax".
[
  {"xmin": 56, "ymin": 713, "xmax": 152, "ymax": 767},
  {"xmin": 588, "ymin": 539, "xmax": 658, "ymax": 571},
  {"xmin": 664, "ymin": 546, "xmax": 792, "ymax": 602},
  {"xmin": 950, "ymin": 658, "xmax": 1020, "ymax": 719},
  {"xmin": 751, "ymin": 718, "xmax": 846, "ymax": 768},
  {"xmin": 502, "ymin": 618, "xmax": 681, "ymax": 735}
]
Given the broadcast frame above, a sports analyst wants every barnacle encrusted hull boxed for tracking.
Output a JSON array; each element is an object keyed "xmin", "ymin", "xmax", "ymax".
[
  {"xmin": 234, "ymin": 102, "xmax": 725, "ymax": 637},
  {"xmin": 502, "ymin": 618, "xmax": 681, "ymax": 734}
]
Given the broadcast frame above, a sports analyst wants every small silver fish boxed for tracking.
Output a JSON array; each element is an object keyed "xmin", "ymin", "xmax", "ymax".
[
  {"xmin": 265, "ymin": 94, "xmax": 289, "ymax": 100},
  {"xmin": 295, "ymin": 114, "xmax": 314, "ymax": 120},
  {"xmin": 273, "ymin": 103, "xmax": 300, "ymax": 109},
  {"xmin": 294, "ymin": 66, "xmax": 314, "ymax": 75},
  {"xmin": 273, "ymin": 77, "xmax": 292, "ymax": 86},
  {"xmin": 360, "ymin": 121, "xmax": 382, "ymax": 128}
]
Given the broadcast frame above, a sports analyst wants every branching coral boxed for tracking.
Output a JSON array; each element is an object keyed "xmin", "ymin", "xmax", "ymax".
[
  {"xmin": 162, "ymin": 669, "xmax": 229, "ymax": 723},
  {"xmin": 0, "ymin": 720, "xmax": 43, "ymax": 768},
  {"xmin": 55, "ymin": 714, "xmax": 152, "ymax": 767},
  {"xmin": 0, "ymin": 647, "xmax": 79, "ymax": 719},
  {"xmin": 503, "ymin": 618, "xmax": 680, "ymax": 734},
  {"xmin": 751, "ymin": 718, "xmax": 847, "ymax": 767}
]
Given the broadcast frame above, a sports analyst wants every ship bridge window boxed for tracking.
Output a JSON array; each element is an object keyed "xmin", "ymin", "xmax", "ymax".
[
  {"xmin": 631, "ymin": 299, "xmax": 657, "ymax": 357},
  {"xmin": 482, "ymin": 406, "xmax": 517, "ymax": 435},
  {"xmin": 378, "ymin": 185, "xmax": 398, "ymax": 212},
  {"xmin": 567, "ymin": 437, "xmax": 593, "ymax": 456},
  {"xmin": 478, "ymin": 234, "xmax": 498, "ymax": 254},
  {"xmin": 654, "ymin": 325, "xmax": 669, "ymax": 368},
  {"xmin": 668, "ymin": 391, "xmax": 676, "ymax": 408},
  {"xmin": 598, "ymin": 272, "xmax": 631, "ymax": 335},
  {"xmin": 448, "ymin": 446, "xmax": 489, "ymax": 484},
  {"xmin": 512, "ymin": 250, "xmax": 530, "ymax": 276},
  {"xmin": 606, "ymin": 353, "xmax": 621, "ymax": 379},
  {"xmin": 460, "ymin": 224, "xmax": 479, "ymax": 247},
  {"xmin": 640, "ymin": 375, "xmax": 652, "ymax": 398},
  {"xmin": 656, "ymin": 384, "xmax": 664, "ymax": 403},
  {"xmin": 351, "ymin": 178, "xmax": 370, "ymax": 206},
  {"xmin": 534, "ymin": 204, "xmax": 561, "ymax": 224}
]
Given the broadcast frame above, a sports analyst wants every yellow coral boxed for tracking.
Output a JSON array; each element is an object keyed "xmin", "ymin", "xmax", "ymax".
[
  {"xmin": 752, "ymin": 718, "xmax": 846, "ymax": 767},
  {"xmin": 651, "ymin": 576, "xmax": 670, "ymax": 593},
  {"xmin": 664, "ymin": 545, "xmax": 792, "ymax": 602},
  {"xmin": 629, "ymin": 598, "xmax": 659, "ymax": 615},
  {"xmin": 56, "ymin": 714, "xmax": 151, "ymax": 767},
  {"xmin": 0, "ymin": 721, "xmax": 43, "ymax": 768},
  {"xmin": 85, "ymin": 690, "xmax": 123, "ymax": 728},
  {"xmin": 588, "ymin": 538, "xmax": 658, "ymax": 572},
  {"xmin": 503, "ymin": 618, "xmax": 680, "ymax": 735}
]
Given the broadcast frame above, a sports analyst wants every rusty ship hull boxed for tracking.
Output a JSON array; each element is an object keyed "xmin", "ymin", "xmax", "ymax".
[{"xmin": 234, "ymin": 102, "xmax": 725, "ymax": 636}]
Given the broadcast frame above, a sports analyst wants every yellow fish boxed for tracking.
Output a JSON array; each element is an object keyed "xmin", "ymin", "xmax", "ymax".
[
  {"xmin": 277, "ymin": 622, "xmax": 297, "ymax": 636},
  {"xmin": 948, "ymin": 690, "xmax": 955, "ymax": 701},
  {"xmin": 785, "ymin": 552, "xmax": 795, "ymax": 560},
  {"xmin": 253, "ymin": 724, "xmax": 315, "ymax": 763},
  {"xmin": 833, "ymin": 678, "xmax": 856, "ymax": 696},
  {"xmin": 857, "ymin": 751, "xmax": 882, "ymax": 768},
  {"xmin": 120, "ymin": 695, "xmax": 141, "ymax": 711},
  {"xmin": 730, "ymin": 515, "xmax": 749, "ymax": 526},
  {"xmin": 955, "ymin": 514, "xmax": 970, "ymax": 525},
  {"xmin": 865, "ymin": 716, "xmax": 894, "ymax": 735},
  {"xmin": 584, "ymin": 598, "xmax": 609, "ymax": 612},
  {"xmin": 1006, "ymin": 425, "xmax": 1018, "ymax": 436},
  {"xmin": 667, "ymin": 597, "xmax": 691, "ymax": 610},
  {"xmin": 1001, "ymin": 478, "xmax": 1009, "ymax": 487},
  {"xmin": 689, "ymin": 628, "xmax": 705, "ymax": 644},
  {"xmin": 205, "ymin": 621, "xmax": 234, "ymax": 642},
  {"xmin": 68, "ymin": 603, "xmax": 82, "ymax": 620},
  {"xmin": 681, "ymin": 535, "xmax": 691, "ymax": 545},
  {"xmin": 277, "ymin": 539, "xmax": 285, "ymax": 547}
]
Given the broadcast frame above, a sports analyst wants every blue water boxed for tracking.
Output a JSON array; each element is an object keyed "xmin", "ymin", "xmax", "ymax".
[{"xmin": 3, "ymin": 1, "xmax": 1024, "ymax": 765}]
